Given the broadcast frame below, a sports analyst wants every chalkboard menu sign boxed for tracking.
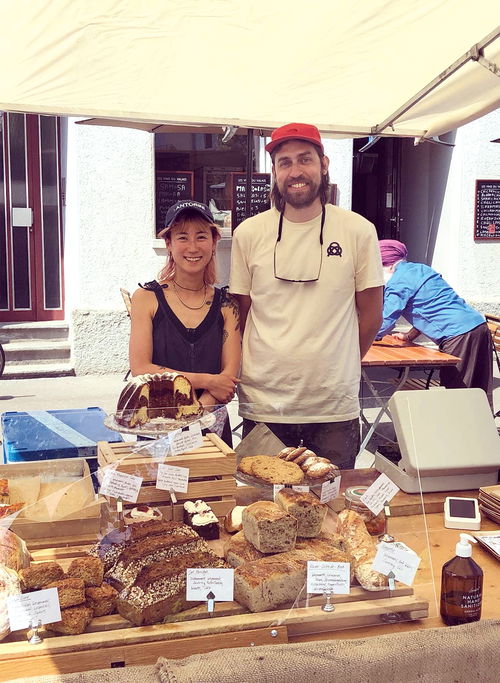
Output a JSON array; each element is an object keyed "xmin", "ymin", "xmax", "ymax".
[
  {"xmin": 232, "ymin": 173, "xmax": 271, "ymax": 228},
  {"xmin": 474, "ymin": 179, "xmax": 500, "ymax": 240},
  {"xmin": 155, "ymin": 172, "xmax": 194, "ymax": 234}
]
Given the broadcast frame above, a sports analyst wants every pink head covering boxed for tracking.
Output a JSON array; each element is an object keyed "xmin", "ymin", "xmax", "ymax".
[{"xmin": 379, "ymin": 239, "xmax": 408, "ymax": 266}]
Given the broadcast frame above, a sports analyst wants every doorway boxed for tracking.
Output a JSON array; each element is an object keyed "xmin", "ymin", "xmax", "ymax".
[
  {"xmin": 351, "ymin": 137, "xmax": 402, "ymax": 239},
  {"xmin": 0, "ymin": 113, "xmax": 64, "ymax": 322}
]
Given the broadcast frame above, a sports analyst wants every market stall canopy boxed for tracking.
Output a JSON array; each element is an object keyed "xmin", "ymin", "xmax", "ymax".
[{"xmin": 1, "ymin": 0, "xmax": 499, "ymax": 140}]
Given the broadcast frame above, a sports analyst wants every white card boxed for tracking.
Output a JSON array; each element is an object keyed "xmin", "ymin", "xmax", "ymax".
[
  {"xmin": 99, "ymin": 468, "xmax": 143, "ymax": 503},
  {"xmin": 306, "ymin": 561, "xmax": 351, "ymax": 595},
  {"xmin": 479, "ymin": 535, "xmax": 500, "ymax": 554},
  {"xmin": 273, "ymin": 484, "xmax": 285, "ymax": 500},
  {"xmin": 169, "ymin": 422, "xmax": 203, "ymax": 456},
  {"xmin": 360, "ymin": 473, "xmax": 399, "ymax": 515},
  {"xmin": 7, "ymin": 588, "xmax": 61, "ymax": 631},
  {"xmin": 186, "ymin": 568, "xmax": 234, "ymax": 602},
  {"xmin": 320, "ymin": 475, "xmax": 341, "ymax": 503},
  {"xmin": 156, "ymin": 463, "xmax": 190, "ymax": 493},
  {"xmin": 292, "ymin": 485, "xmax": 310, "ymax": 493},
  {"xmin": 372, "ymin": 541, "xmax": 421, "ymax": 586}
]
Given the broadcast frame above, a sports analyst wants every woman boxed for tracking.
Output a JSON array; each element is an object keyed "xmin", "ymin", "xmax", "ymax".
[{"xmin": 129, "ymin": 200, "xmax": 241, "ymax": 444}]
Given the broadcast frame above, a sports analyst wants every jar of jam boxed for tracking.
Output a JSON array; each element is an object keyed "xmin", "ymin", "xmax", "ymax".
[{"xmin": 344, "ymin": 486, "xmax": 386, "ymax": 535}]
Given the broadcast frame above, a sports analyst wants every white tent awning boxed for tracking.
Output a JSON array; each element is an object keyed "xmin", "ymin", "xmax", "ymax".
[{"xmin": 1, "ymin": 0, "xmax": 499, "ymax": 139}]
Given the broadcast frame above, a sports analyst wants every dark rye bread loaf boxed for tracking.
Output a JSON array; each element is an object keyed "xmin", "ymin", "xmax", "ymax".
[
  {"xmin": 88, "ymin": 519, "xmax": 183, "ymax": 571},
  {"xmin": 117, "ymin": 550, "xmax": 228, "ymax": 625},
  {"xmin": 105, "ymin": 525, "xmax": 208, "ymax": 591},
  {"xmin": 234, "ymin": 547, "xmax": 352, "ymax": 612}
]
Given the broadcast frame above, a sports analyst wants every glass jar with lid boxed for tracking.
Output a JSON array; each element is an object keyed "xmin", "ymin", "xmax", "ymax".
[{"xmin": 344, "ymin": 486, "xmax": 386, "ymax": 535}]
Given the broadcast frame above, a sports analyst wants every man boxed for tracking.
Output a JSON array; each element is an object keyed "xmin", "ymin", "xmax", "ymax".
[
  {"xmin": 229, "ymin": 122, "xmax": 384, "ymax": 468},
  {"xmin": 378, "ymin": 239, "xmax": 493, "ymax": 408}
]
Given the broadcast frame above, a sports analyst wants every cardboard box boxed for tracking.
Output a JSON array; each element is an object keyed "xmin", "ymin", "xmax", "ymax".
[{"xmin": 0, "ymin": 458, "xmax": 105, "ymax": 540}]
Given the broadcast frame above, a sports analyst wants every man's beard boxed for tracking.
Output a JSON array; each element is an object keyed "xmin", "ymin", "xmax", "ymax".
[{"xmin": 280, "ymin": 176, "xmax": 321, "ymax": 209}]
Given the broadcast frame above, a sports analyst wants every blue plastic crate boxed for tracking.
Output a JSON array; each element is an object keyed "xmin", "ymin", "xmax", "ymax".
[{"xmin": 1, "ymin": 407, "xmax": 123, "ymax": 467}]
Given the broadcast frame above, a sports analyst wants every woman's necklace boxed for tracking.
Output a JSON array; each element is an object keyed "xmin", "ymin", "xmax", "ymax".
[
  {"xmin": 172, "ymin": 282, "xmax": 208, "ymax": 310},
  {"xmin": 173, "ymin": 279, "xmax": 205, "ymax": 292}
]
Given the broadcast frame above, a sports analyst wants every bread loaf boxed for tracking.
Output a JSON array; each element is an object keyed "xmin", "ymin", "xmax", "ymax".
[
  {"xmin": 116, "ymin": 549, "xmax": 227, "ymax": 626},
  {"xmin": 242, "ymin": 501, "xmax": 297, "ymax": 553},
  {"xmin": 224, "ymin": 530, "xmax": 266, "ymax": 567},
  {"xmin": 45, "ymin": 578, "xmax": 86, "ymax": 608},
  {"xmin": 66, "ymin": 556, "xmax": 104, "ymax": 587},
  {"xmin": 46, "ymin": 605, "xmax": 93, "ymax": 635},
  {"xmin": 85, "ymin": 583, "xmax": 118, "ymax": 617},
  {"xmin": 275, "ymin": 489, "xmax": 327, "ymax": 537},
  {"xmin": 234, "ymin": 546, "xmax": 351, "ymax": 612},
  {"xmin": 0, "ymin": 566, "xmax": 20, "ymax": 641},
  {"xmin": 337, "ymin": 509, "xmax": 388, "ymax": 591},
  {"xmin": 19, "ymin": 561, "xmax": 64, "ymax": 591}
]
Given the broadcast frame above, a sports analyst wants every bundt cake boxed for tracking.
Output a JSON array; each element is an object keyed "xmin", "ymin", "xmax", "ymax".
[{"xmin": 116, "ymin": 372, "xmax": 201, "ymax": 428}]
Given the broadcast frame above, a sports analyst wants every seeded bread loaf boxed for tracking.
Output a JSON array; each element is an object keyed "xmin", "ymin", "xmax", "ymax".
[
  {"xmin": 234, "ymin": 546, "xmax": 351, "ymax": 612},
  {"xmin": 337, "ymin": 509, "xmax": 388, "ymax": 591},
  {"xmin": 105, "ymin": 525, "xmax": 208, "ymax": 591},
  {"xmin": 242, "ymin": 501, "xmax": 297, "ymax": 554},
  {"xmin": 223, "ymin": 530, "xmax": 266, "ymax": 567},
  {"xmin": 117, "ymin": 549, "xmax": 228, "ymax": 626},
  {"xmin": 275, "ymin": 489, "xmax": 327, "ymax": 537}
]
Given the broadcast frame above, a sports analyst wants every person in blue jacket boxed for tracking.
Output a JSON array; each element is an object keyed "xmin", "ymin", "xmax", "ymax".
[{"xmin": 378, "ymin": 239, "xmax": 493, "ymax": 408}]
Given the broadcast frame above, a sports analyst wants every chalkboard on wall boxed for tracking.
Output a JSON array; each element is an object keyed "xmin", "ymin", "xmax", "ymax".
[
  {"xmin": 232, "ymin": 173, "xmax": 271, "ymax": 229},
  {"xmin": 474, "ymin": 179, "xmax": 500, "ymax": 240},
  {"xmin": 155, "ymin": 172, "xmax": 194, "ymax": 234}
]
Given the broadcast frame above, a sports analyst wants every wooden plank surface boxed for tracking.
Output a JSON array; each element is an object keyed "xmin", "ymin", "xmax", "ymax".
[{"xmin": 362, "ymin": 336, "xmax": 460, "ymax": 368}]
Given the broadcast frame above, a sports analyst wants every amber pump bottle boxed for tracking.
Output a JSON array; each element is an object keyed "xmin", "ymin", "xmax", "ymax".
[{"xmin": 440, "ymin": 533, "xmax": 483, "ymax": 626}]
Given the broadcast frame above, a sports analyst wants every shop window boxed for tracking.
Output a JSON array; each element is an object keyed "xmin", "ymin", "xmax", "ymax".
[{"xmin": 154, "ymin": 129, "xmax": 271, "ymax": 236}]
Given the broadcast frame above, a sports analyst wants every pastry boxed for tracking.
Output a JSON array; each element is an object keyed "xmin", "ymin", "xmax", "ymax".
[
  {"xmin": 123, "ymin": 505, "xmax": 162, "ymax": 525},
  {"xmin": 251, "ymin": 457, "xmax": 304, "ymax": 485},
  {"xmin": 224, "ymin": 505, "xmax": 247, "ymax": 533},
  {"xmin": 116, "ymin": 372, "xmax": 201, "ymax": 427}
]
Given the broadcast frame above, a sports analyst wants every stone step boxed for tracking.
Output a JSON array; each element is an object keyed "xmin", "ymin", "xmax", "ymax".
[
  {"xmin": 0, "ymin": 321, "xmax": 69, "ymax": 342},
  {"xmin": 1, "ymin": 363, "xmax": 75, "ymax": 380},
  {"xmin": 3, "ymin": 340, "xmax": 71, "ymax": 364}
]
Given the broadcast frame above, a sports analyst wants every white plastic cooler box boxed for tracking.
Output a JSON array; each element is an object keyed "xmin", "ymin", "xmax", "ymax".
[{"xmin": 1, "ymin": 407, "xmax": 123, "ymax": 482}]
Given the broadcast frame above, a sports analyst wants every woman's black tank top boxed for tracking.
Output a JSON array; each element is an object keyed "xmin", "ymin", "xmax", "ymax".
[{"xmin": 141, "ymin": 281, "xmax": 225, "ymax": 376}]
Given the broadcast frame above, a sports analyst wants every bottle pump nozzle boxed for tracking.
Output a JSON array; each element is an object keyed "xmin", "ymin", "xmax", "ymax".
[{"xmin": 455, "ymin": 533, "xmax": 477, "ymax": 557}]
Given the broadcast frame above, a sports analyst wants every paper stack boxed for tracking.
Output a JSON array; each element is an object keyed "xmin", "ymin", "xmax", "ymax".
[{"xmin": 478, "ymin": 484, "xmax": 500, "ymax": 525}]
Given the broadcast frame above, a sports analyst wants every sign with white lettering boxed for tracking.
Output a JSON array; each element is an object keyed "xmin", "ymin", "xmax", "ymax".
[
  {"xmin": 372, "ymin": 541, "xmax": 421, "ymax": 586},
  {"xmin": 306, "ymin": 561, "xmax": 351, "ymax": 595},
  {"xmin": 156, "ymin": 463, "xmax": 190, "ymax": 493},
  {"xmin": 360, "ymin": 473, "xmax": 399, "ymax": 516},
  {"xmin": 7, "ymin": 588, "xmax": 61, "ymax": 631},
  {"xmin": 186, "ymin": 568, "xmax": 234, "ymax": 602},
  {"xmin": 99, "ymin": 469, "xmax": 142, "ymax": 503},
  {"xmin": 169, "ymin": 423, "xmax": 203, "ymax": 456},
  {"xmin": 474, "ymin": 179, "xmax": 500, "ymax": 240}
]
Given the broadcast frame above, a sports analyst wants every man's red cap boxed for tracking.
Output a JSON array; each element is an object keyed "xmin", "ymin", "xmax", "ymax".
[{"xmin": 265, "ymin": 122, "xmax": 324, "ymax": 155}]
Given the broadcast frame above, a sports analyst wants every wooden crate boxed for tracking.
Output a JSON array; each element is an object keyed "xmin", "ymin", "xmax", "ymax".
[
  {"xmin": 0, "ymin": 540, "xmax": 428, "ymax": 680},
  {"xmin": 97, "ymin": 433, "xmax": 237, "ymax": 521}
]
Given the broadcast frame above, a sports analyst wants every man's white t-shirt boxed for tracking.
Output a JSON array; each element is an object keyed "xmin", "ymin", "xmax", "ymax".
[{"xmin": 229, "ymin": 204, "xmax": 384, "ymax": 423}]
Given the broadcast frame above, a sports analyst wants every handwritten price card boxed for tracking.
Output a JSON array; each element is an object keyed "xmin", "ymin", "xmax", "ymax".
[
  {"xmin": 156, "ymin": 463, "xmax": 190, "ymax": 493},
  {"xmin": 360, "ymin": 473, "xmax": 399, "ymax": 515},
  {"xmin": 169, "ymin": 423, "xmax": 203, "ymax": 456},
  {"xmin": 372, "ymin": 541, "xmax": 421, "ymax": 586},
  {"xmin": 7, "ymin": 588, "xmax": 61, "ymax": 631},
  {"xmin": 186, "ymin": 568, "xmax": 234, "ymax": 602},
  {"xmin": 99, "ymin": 469, "xmax": 142, "ymax": 503},
  {"xmin": 306, "ymin": 561, "xmax": 351, "ymax": 595},
  {"xmin": 320, "ymin": 476, "xmax": 341, "ymax": 503}
]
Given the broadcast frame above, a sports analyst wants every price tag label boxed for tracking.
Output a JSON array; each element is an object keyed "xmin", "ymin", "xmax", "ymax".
[
  {"xmin": 372, "ymin": 541, "xmax": 421, "ymax": 586},
  {"xmin": 320, "ymin": 476, "xmax": 341, "ymax": 504},
  {"xmin": 292, "ymin": 485, "xmax": 310, "ymax": 493},
  {"xmin": 306, "ymin": 561, "xmax": 351, "ymax": 595},
  {"xmin": 7, "ymin": 588, "xmax": 61, "ymax": 631},
  {"xmin": 169, "ymin": 423, "xmax": 203, "ymax": 456},
  {"xmin": 186, "ymin": 568, "xmax": 234, "ymax": 602},
  {"xmin": 360, "ymin": 473, "xmax": 399, "ymax": 515},
  {"xmin": 99, "ymin": 469, "xmax": 142, "ymax": 503},
  {"xmin": 156, "ymin": 463, "xmax": 190, "ymax": 493}
]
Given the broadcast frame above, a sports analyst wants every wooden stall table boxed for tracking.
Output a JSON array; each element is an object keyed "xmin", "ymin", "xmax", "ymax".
[{"xmin": 359, "ymin": 336, "xmax": 460, "ymax": 454}]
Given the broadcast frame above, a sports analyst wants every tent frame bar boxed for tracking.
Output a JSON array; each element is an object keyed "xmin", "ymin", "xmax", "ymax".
[{"xmin": 372, "ymin": 26, "xmax": 500, "ymax": 137}]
